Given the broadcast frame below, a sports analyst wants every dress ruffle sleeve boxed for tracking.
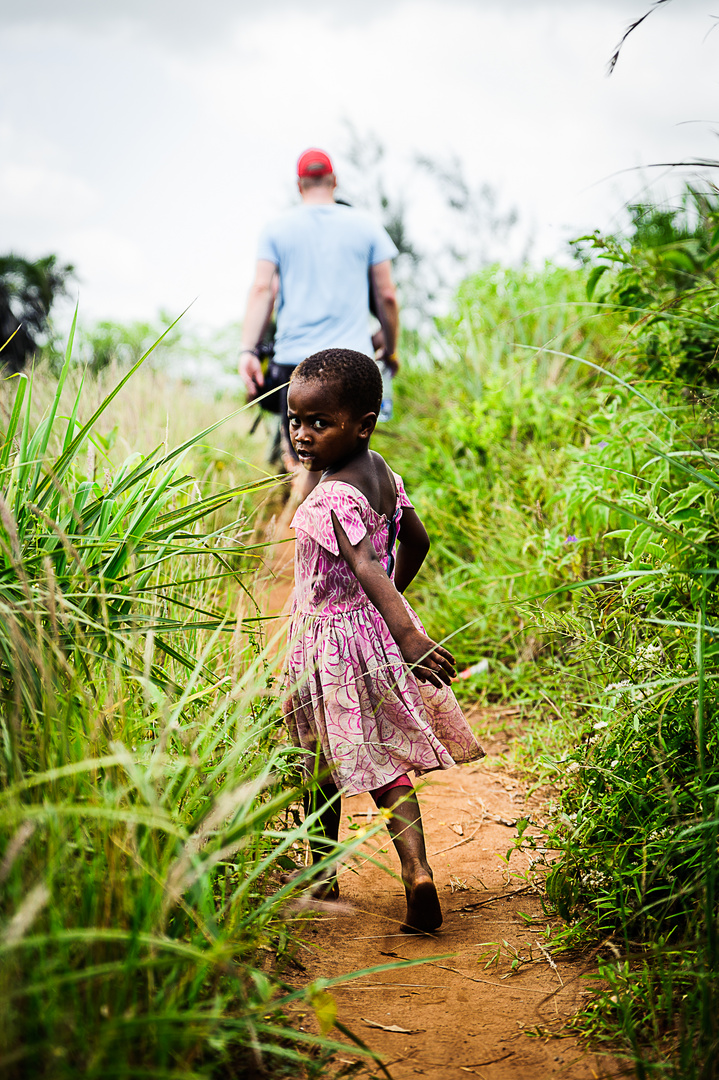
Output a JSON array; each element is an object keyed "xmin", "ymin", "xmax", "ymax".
[{"xmin": 291, "ymin": 483, "xmax": 368, "ymax": 556}]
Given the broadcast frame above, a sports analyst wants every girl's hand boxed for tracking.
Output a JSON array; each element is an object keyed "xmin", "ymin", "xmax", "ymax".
[{"xmin": 399, "ymin": 628, "xmax": 456, "ymax": 689}]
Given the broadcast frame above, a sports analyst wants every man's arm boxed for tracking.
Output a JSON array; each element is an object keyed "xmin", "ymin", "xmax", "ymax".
[
  {"xmin": 369, "ymin": 260, "xmax": 400, "ymax": 373},
  {"xmin": 239, "ymin": 259, "xmax": 277, "ymax": 393}
]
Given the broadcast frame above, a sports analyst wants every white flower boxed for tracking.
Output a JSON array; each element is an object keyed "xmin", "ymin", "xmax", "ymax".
[
  {"xmin": 635, "ymin": 643, "xmax": 663, "ymax": 672},
  {"xmin": 580, "ymin": 869, "xmax": 610, "ymax": 890},
  {"xmin": 648, "ymin": 825, "xmax": 674, "ymax": 842}
]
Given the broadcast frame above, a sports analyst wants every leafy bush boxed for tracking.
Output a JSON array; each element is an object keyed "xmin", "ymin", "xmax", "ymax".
[
  {"xmin": 376, "ymin": 263, "xmax": 621, "ymax": 703},
  {"xmin": 522, "ymin": 230, "xmax": 719, "ymax": 1076},
  {"xmin": 575, "ymin": 188, "xmax": 719, "ymax": 386},
  {"xmin": 382, "ymin": 241, "xmax": 719, "ymax": 1073},
  {"xmin": 0, "ymin": 253, "xmax": 74, "ymax": 373}
]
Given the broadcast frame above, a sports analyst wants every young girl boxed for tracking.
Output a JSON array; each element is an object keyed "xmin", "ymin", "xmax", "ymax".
[{"xmin": 283, "ymin": 348, "xmax": 484, "ymax": 933}]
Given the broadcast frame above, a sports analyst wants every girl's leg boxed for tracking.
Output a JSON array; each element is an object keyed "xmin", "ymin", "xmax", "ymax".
[
  {"xmin": 371, "ymin": 778, "xmax": 442, "ymax": 933},
  {"xmin": 303, "ymin": 781, "xmax": 341, "ymax": 899}
]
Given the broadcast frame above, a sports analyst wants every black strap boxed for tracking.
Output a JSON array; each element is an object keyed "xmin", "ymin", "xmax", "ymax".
[{"xmin": 386, "ymin": 506, "xmax": 401, "ymax": 578}]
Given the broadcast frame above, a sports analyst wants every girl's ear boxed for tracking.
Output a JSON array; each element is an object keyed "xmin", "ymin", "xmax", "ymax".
[{"xmin": 359, "ymin": 412, "xmax": 377, "ymax": 439}]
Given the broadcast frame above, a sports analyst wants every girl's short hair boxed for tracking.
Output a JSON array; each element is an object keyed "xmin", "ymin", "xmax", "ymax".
[{"xmin": 292, "ymin": 349, "xmax": 383, "ymax": 416}]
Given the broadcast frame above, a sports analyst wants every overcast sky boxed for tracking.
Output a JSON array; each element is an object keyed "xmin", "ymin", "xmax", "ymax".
[{"xmin": 2, "ymin": 0, "xmax": 719, "ymax": 332}]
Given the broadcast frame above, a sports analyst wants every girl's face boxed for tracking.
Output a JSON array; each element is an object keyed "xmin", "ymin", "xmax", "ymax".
[{"xmin": 287, "ymin": 377, "xmax": 374, "ymax": 472}]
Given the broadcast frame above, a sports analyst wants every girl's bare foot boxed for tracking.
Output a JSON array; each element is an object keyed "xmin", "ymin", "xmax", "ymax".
[{"xmin": 401, "ymin": 870, "xmax": 442, "ymax": 934}]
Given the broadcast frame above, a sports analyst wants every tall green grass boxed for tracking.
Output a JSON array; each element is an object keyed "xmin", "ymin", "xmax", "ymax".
[
  {"xmin": 534, "ymin": 401, "xmax": 719, "ymax": 1069},
  {"xmin": 372, "ymin": 263, "xmax": 621, "ymax": 719},
  {"xmin": 0, "ymin": 323, "xmax": 394, "ymax": 1078},
  {"xmin": 536, "ymin": 387, "xmax": 719, "ymax": 1076},
  {"xmin": 377, "ymin": 250, "xmax": 719, "ymax": 1074}
]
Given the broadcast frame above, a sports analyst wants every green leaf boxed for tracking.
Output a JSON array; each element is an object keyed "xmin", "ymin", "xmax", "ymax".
[
  {"xmin": 0, "ymin": 373, "xmax": 28, "ymax": 472},
  {"xmin": 27, "ymin": 305, "xmax": 78, "ymax": 503},
  {"xmin": 586, "ymin": 264, "xmax": 609, "ymax": 301},
  {"xmin": 311, "ymin": 989, "xmax": 337, "ymax": 1036},
  {"xmin": 660, "ymin": 248, "xmax": 695, "ymax": 273},
  {"xmin": 515, "ymin": 817, "xmax": 530, "ymax": 838}
]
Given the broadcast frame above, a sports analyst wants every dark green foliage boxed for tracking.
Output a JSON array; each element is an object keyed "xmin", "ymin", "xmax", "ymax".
[
  {"xmin": 543, "ymin": 431, "xmax": 719, "ymax": 1073},
  {"xmin": 575, "ymin": 188, "xmax": 719, "ymax": 385},
  {"xmin": 525, "ymin": 195, "xmax": 719, "ymax": 1076},
  {"xmin": 0, "ymin": 254, "xmax": 74, "ymax": 372},
  {"xmin": 381, "ymin": 227, "xmax": 719, "ymax": 1074},
  {"xmin": 376, "ymin": 263, "xmax": 621, "ymax": 690}
]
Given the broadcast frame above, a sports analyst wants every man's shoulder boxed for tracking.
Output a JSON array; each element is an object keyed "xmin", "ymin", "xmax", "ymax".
[
  {"xmin": 262, "ymin": 205, "xmax": 307, "ymax": 232},
  {"xmin": 332, "ymin": 203, "xmax": 382, "ymax": 226},
  {"xmin": 259, "ymin": 203, "xmax": 396, "ymax": 267},
  {"xmin": 325, "ymin": 205, "xmax": 395, "ymax": 244},
  {"xmin": 264, "ymin": 203, "xmax": 385, "ymax": 237}
]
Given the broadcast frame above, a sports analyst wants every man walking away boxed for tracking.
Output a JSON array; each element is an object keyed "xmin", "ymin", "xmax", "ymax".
[{"xmin": 239, "ymin": 148, "xmax": 399, "ymax": 496}]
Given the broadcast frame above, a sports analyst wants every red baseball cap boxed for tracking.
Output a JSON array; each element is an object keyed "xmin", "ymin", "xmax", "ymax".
[{"xmin": 297, "ymin": 148, "xmax": 334, "ymax": 178}]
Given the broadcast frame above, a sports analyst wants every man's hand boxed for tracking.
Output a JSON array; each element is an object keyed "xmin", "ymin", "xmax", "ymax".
[
  {"xmin": 378, "ymin": 346, "xmax": 399, "ymax": 376},
  {"xmin": 239, "ymin": 350, "xmax": 263, "ymax": 397},
  {"xmin": 239, "ymin": 259, "xmax": 277, "ymax": 396}
]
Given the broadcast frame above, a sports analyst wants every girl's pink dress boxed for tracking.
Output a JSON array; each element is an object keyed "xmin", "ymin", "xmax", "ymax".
[{"xmin": 283, "ymin": 475, "xmax": 485, "ymax": 796}]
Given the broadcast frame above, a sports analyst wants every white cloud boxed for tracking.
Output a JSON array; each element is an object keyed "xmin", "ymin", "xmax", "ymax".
[
  {"xmin": 54, "ymin": 228, "xmax": 147, "ymax": 320},
  {"xmin": 0, "ymin": 163, "xmax": 99, "ymax": 223},
  {"xmin": 2, "ymin": 0, "xmax": 718, "ymax": 329},
  {"xmin": 0, "ymin": 0, "xmax": 405, "ymax": 49}
]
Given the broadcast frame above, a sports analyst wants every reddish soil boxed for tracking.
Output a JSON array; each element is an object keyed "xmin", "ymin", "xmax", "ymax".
[
  {"xmin": 283, "ymin": 728, "xmax": 625, "ymax": 1080},
  {"xmin": 264, "ymin": 527, "xmax": 625, "ymax": 1079}
]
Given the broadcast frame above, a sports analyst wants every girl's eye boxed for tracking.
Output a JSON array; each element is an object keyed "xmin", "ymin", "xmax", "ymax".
[
  {"xmin": 313, "ymin": 419, "xmax": 328, "ymax": 430},
  {"xmin": 289, "ymin": 417, "xmax": 299, "ymax": 428}
]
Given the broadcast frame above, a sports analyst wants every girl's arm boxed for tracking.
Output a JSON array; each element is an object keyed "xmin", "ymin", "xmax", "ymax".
[
  {"xmin": 332, "ymin": 511, "xmax": 455, "ymax": 689},
  {"xmin": 393, "ymin": 507, "xmax": 430, "ymax": 594}
]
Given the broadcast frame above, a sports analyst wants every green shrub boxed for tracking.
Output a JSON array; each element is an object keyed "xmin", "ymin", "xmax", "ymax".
[
  {"xmin": 575, "ymin": 188, "xmax": 719, "ymax": 387},
  {"xmin": 528, "ymin": 286, "xmax": 719, "ymax": 1076},
  {"xmin": 375, "ymin": 263, "xmax": 620, "ymax": 700}
]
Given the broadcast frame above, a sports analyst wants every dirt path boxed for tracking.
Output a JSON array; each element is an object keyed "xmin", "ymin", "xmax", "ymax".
[
  {"xmin": 263, "ymin": 528, "xmax": 622, "ymax": 1079},
  {"xmin": 283, "ymin": 724, "xmax": 623, "ymax": 1080}
]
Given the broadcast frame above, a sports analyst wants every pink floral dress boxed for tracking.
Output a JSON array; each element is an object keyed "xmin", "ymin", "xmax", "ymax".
[{"xmin": 283, "ymin": 475, "xmax": 485, "ymax": 796}]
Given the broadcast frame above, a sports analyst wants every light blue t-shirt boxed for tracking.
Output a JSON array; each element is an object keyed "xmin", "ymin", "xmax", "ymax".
[{"xmin": 257, "ymin": 204, "xmax": 398, "ymax": 367}]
